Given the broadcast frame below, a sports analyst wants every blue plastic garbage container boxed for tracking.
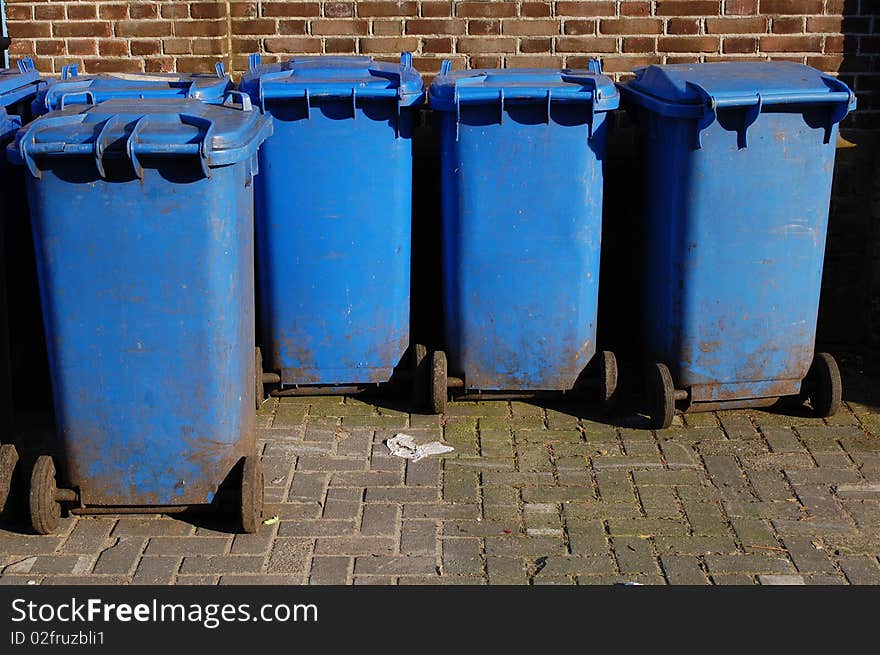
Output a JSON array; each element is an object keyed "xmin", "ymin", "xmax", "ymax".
[
  {"xmin": 240, "ymin": 54, "xmax": 424, "ymax": 404},
  {"xmin": 618, "ymin": 62, "xmax": 855, "ymax": 428},
  {"xmin": 8, "ymin": 94, "xmax": 272, "ymax": 533},
  {"xmin": 427, "ymin": 62, "xmax": 620, "ymax": 414},
  {"xmin": 32, "ymin": 63, "xmax": 232, "ymax": 116},
  {"xmin": 0, "ymin": 58, "xmax": 46, "ymax": 514}
]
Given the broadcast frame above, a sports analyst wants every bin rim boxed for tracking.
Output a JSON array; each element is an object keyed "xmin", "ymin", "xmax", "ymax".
[
  {"xmin": 619, "ymin": 61, "xmax": 856, "ymax": 119},
  {"xmin": 7, "ymin": 94, "xmax": 273, "ymax": 179},
  {"xmin": 428, "ymin": 61, "xmax": 619, "ymax": 113},
  {"xmin": 33, "ymin": 63, "xmax": 234, "ymax": 114},
  {"xmin": 240, "ymin": 52, "xmax": 425, "ymax": 109}
]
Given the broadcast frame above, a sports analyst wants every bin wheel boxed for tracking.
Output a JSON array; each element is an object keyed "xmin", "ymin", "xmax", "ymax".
[
  {"xmin": 598, "ymin": 351, "xmax": 619, "ymax": 412},
  {"xmin": 647, "ymin": 363, "xmax": 675, "ymax": 430},
  {"xmin": 254, "ymin": 347, "xmax": 264, "ymax": 410},
  {"xmin": 411, "ymin": 343, "xmax": 428, "ymax": 409},
  {"xmin": 0, "ymin": 443, "xmax": 19, "ymax": 514},
  {"xmin": 240, "ymin": 455, "xmax": 264, "ymax": 534},
  {"xmin": 430, "ymin": 350, "xmax": 448, "ymax": 415},
  {"xmin": 805, "ymin": 352, "xmax": 842, "ymax": 418},
  {"xmin": 29, "ymin": 455, "xmax": 61, "ymax": 535}
]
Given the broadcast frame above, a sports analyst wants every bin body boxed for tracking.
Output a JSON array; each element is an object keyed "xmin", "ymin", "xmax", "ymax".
[
  {"xmin": 430, "ymin": 66, "xmax": 618, "ymax": 391},
  {"xmin": 240, "ymin": 55, "xmax": 424, "ymax": 386},
  {"xmin": 33, "ymin": 67, "xmax": 232, "ymax": 116},
  {"xmin": 620, "ymin": 62, "xmax": 855, "ymax": 405},
  {"xmin": 9, "ymin": 98, "xmax": 272, "ymax": 506}
]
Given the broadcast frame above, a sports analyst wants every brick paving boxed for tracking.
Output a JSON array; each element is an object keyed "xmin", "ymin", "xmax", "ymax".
[{"xmin": 2, "ymin": 368, "xmax": 880, "ymax": 585}]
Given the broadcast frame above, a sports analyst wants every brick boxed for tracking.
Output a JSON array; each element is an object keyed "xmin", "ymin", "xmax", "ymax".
[
  {"xmin": 657, "ymin": 1, "xmax": 721, "ymax": 15},
  {"xmin": 557, "ymin": 1, "xmax": 616, "ymax": 16},
  {"xmin": 468, "ymin": 19, "xmax": 501, "ymax": 35},
  {"xmin": 556, "ymin": 36, "xmax": 618, "ymax": 53},
  {"xmin": 325, "ymin": 2, "xmax": 355, "ymax": 17},
  {"xmin": 114, "ymin": 21, "xmax": 170, "ymax": 38},
  {"xmin": 406, "ymin": 19, "xmax": 465, "ymax": 34},
  {"xmin": 145, "ymin": 537, "xmax": 229, "ymax": 556},
  {"xmin": 725, "ymin": 0, "xmax": 758, "ymax": 14},
  {"xmin": 262, "ymin": 2, "xmax": 320, "ymax": 17},
  {"xmin": 502, "ymin": 19, "xmax": 559, "ymax": 36},
  {"xmin": 422, "ymin": 2, "xmax": 453, "ymax": 17},
  {"xmin": 770, "ymin": 15, "xmax": 802, "ymax": 32},
  {"xmin": 359, "ymin": 37, "xmax": 421, "ymax": 53},
  {"xmin": 68, "ymin": 5, "xmax": 99, "ymax": 20},
  {"xmin": 658, "ymin": 36, "xmax": 721, "ymax": 52},
  {"xmin": 563, "ymin": 19, "xmax": 596, "ymax": 35},
  {"xmin": 760, "ymin": 0, "xmax": 823, "ymax": 14},
  {"xmin": 600, "ymin": 18, "xmax": 664, "ymax": 35},
  {"xmin": 457, "ymin": 2, "xmax": 518, "ymax": 18},
  {"xmin": 356, "ymin": 1, "xmax": 419, "ymax": 17},
  {"xmin": 311, "ymin": 19, "xmax": 369, "ymax": 35},
  {"xmin": 174, "ymin": 20, "xmax": 227, "ymax": 37},
  {"xmin": 667, "ymin": 18, "xmax": 700, "ymax": 35}
]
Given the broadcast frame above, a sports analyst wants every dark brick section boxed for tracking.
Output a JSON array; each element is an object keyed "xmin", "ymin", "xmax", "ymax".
[{"xmin": 3, "ymin": 370, "xmax": 880, "ymax": 585}]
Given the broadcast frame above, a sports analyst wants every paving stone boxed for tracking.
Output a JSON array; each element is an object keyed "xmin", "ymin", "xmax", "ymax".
[
  {"xmin": 661, "ymin": 555, "xmax": 709, "ymax": 584},
  {"xmin": 92, "ymin": 537, "xmax": 146, "ymax": 575},
  {"xmin": 837, "ymin": 555, "xmax": 880, "ymax": 584},
  {"xmin": 354, "ymin": 555, "xmax": 438, "ymax": 576},
  {"xmin": 145, "ymin": 536, "xmax": 230, "ymax": 556},
  {"xmin": 308, "ymin": 556, "xmax": 352, "ymax": 584},
  {"xmin": 486, "ymin": 556, "xmax": 527, "ymax": 584},
  {"xmin": 360, "ymin": 504, "xmax": 400, "ymax": 536},
  {"xmin": 758, "ymin": 574, "xmax": 806, "ymax": 585},
  {"xmin": 705, "ymin": 554, "xmax": 795, "ymax": 575},
  {"xmin": 180, "ymin": 555, "xmax": 266, "ymax": 575},
  {"xmin": 132, "ymin": 557, "xmax": 180, "ymax": 585},
  {"xmin": 442, "ymin": 538, "xmax": 482, "ymax": 575},
  {"xmin": 399, "ymin": 517, "xmax": 437, "ymax": 557}
]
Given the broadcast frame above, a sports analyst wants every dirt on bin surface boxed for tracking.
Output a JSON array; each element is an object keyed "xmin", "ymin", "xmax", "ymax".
[{"xmin": 1, "ymin": 361, "xmax": 880, "ymax": 585}]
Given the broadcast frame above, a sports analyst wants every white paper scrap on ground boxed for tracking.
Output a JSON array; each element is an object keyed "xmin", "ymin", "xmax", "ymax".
[{"xmin": 386, "ymin": 434, "xmax": 454, "ymax": 462}]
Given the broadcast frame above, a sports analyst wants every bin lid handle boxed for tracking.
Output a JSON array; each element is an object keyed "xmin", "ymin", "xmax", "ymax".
[{"xmin": 61, "ymin": 63, "xmax": 79, "ymax": 80}]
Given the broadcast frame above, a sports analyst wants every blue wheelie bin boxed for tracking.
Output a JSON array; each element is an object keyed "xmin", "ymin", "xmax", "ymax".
[
  {"xmin": 240, "ymin": 54, "xmax": 424, "ymax": 404},
  {"xmin": 619, "ymin": 62, "xmax": 856, "ymax": 428},
  {"xmin": 0, "ymin": 58, "xmax": 46, "ymax": 515},
  {"xmin": 428, "ymin": 61, "xmax": 620, "ymax": 414},
  {"xmin": 8, "ymin": 94, "xmax": 272, "ymax": 533},
  {"xmin": 32, "ymin": 62, "xmax": 232, "ymax": 116}
]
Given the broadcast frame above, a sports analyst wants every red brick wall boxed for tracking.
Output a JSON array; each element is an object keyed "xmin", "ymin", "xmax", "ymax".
[{"xmin": 4, "ymin": 1, "xmax": 876, "ymax": 125}]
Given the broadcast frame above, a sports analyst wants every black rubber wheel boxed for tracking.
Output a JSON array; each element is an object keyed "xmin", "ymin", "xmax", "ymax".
[
  {"xmin": 647, "ymin": 362, "xmax": 675, "ymax": 430},
  {"xmin": 411, "ymin": 343, "xmax": 428, "ymax": 409},
  {"xmin": 240, "ymin": 455, "xmax": 264, "ymax": 534},
  {"xmin": 29, "ymin": 455, "xmax": 61, "ymax": 535},
  {"xmin": 598, "ymin": 350, "xmax": 619, "ymax": 412},
  {"xmin": 0, "ymin": 443, "xmax": 19, "ymax": 514},
  {"xmin": 805, "ymin": 352, "xmax": 842, "ymax": 418},
  {"xmin": 254, "ymin": 347, "xmax": 264, "ymax": 410},
  {"xmin": 429, "ymin": 350, "xmax": 448, "ymax": 415}
]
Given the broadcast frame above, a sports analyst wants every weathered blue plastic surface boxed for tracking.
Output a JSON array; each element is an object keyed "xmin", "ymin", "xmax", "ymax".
[
  {"xmin": 33, "ymin": 65, "xmax": 232, "ymax": 115},
  {"xmin": 8, "ymin": 98, "xmax": 272, "ymax": 506},
  {"xmin": 430, "ymin": 64, "xmax": 618, "ymax": 391},
  {"xmin": 241, "ymin": 54, "xmax": 424, "ymax": 386},
  {"xmin": 619, "ymin": 62, "xmax": 855, "ymax": 403}
]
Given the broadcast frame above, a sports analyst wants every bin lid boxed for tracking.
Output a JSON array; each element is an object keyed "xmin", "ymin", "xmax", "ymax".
[
  {"xmin": 0, "ymin": 58, "xmax": 43, "ymax": 108},
  {"xmin": 240, "ymin": 53, "xmax": 425, "ymax": 107},
  {"xmin": 623, "ymin": 61, "xmax": 855, "ymax": 111},
  {"xmin": 0, "ymin": 107, "xmax": 21, "ymax": 139},
  {"xmin": 9, "ymin": 95, "xmax": 273, "ymax": 179},
  {"xmin": 34, "ymin": 64, "xmax": 233, "ymax": 113},
  {"xmin": 429, "ymin": 62, "xmax": 619, "ymax": 112}
]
